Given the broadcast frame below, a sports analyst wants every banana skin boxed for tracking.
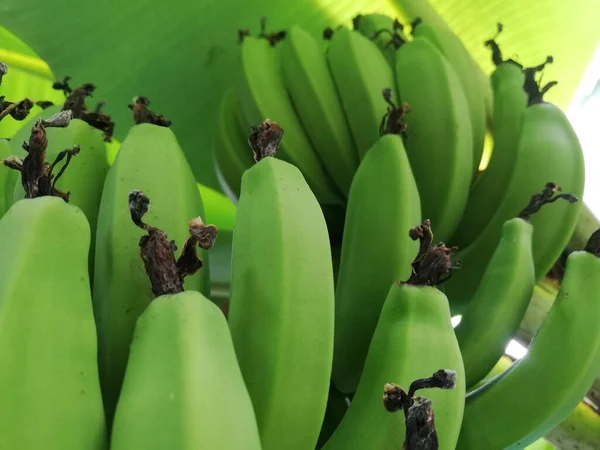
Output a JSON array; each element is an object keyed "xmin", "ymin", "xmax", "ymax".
[
  {"xmin": 458, "ymin": 243, "xmax": 600, "ymax": 449},
  {"xmin": 111, "ymin": 291, "xmax": 261, "ymax": 450},
  {"xmin": 332, "ymin": 134, "xmax": 420, "ymax": 394},
  {"xmin": 395, "ymin": 37, "xmax": 473, "ymax": 242},
  {"xmin": 228, "ymin": 128, "xmax": 334, "ymax": 450},
  {"xmin": 93, "ymin": 122, "xmax": 210, "ymax": 425},
  {"xmin": 454, "ymin": 218, "xmax": 534, "ymax": 388},
  {"xmin": 324, "ymin": 282, "xmax": 466, "ymax": 450},
  {"xmin": 0, "ymin": 197, "xmax": 106, "ymax": 450}
]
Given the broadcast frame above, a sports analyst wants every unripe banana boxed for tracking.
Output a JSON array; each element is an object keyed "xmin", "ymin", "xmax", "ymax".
[
  {"xmin": 212, "ymin": 88, "xmax": 254, "ymax": 202},
  {"xmin": 237, "ymin": 34, "xmax": 343, "ymax": 205},
  {"xmin": 324, "ymin": 224, "xmax": 465, "ymax": 450},
  {"xmin": 228, "ymin": 120, "xmax": 334, "ymax": 450},
  {"xmin": 0, "ymin": 196, "xmax": 106, "ymax": 450},
  {"xmin": 279, "ymin": 25, "xmax": 359, "ymax": 198},
  {"xmin": 111, "ymin": 292, "xmax": 261, "ymax": 450},
  {"xmin": 471, "ymin": 355, "xmax": 600, "ymax": 450},
  {"xmin": 332, "ymin": 134, "xmax": 421, "ymax": 394},
  {"xmin": 444, "ymin": 96, "xmax": 584, "ymax": 313},
  {"xmin": 93, "ymin": 100, "xmax": 210, "ymax": 425},
  {"xmin": 449, "ymin": 60, "xmax": 527, "ymax": 249},
  {"xmin": 454, "ymin": 217, "xmax": 534, "ymax": 388},
  {"xmin": 457, "ymin": 234, "xmax": 600, "ymax": 449},
  {"xmin": 353, "ymin": 13, "xmax": 409, "ymax": 68},
  {"xmin": 10, "ymin": 104, "xmax": 110, "ymax": 276},
  {"xmin": 326, "ymin": 26, "xmax": 397, "ymax": 159},
  {"xmin": 394, "ymin": 37, "xmax": 473, "ymax": 242},
  {"xmin": 412, "ymin": 20, "xmax": 487, "ymax": 176}
]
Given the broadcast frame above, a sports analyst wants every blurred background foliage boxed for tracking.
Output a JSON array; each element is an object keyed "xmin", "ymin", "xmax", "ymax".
[{"xmin": 1, "ymin": 0, "xmax": 599, "ymax": 192}]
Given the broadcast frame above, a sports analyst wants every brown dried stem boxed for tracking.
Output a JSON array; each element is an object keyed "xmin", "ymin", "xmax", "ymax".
[
  {"xmin": 128, "ymin": 190, "xmax": 218, "ymax": 297},
  {"xmin": 248, "ymin": 119, "xmax": 284, "ymax": 162},
  {"xmin": 128, "ymin": 96, "xmax": 171, "ymax": 127},
  {"xmin": 518, "ymin": 182, "xmax": 578, "ymax": 221},
  {"xmin": 1, "ymin": 111, "xmax": 78, "ymax": 201},
  {"xmin": 405, "ymin": 220, "xmax": 457, "ymax": 286}
]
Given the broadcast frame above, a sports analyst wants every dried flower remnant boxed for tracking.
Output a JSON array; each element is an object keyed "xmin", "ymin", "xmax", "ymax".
[
  {"xmin": 1, "ymin": 111, "xmax": 79, "ymax": 201},
  {"xmin": 128, "ymin": 96, "xmax": 172, "ymax": 127},
  {"xmin": 51, "ymin": 77, "xmax": 115, "ymax": 141},
  {"xmin": 128, "ymin": 190, "xmax": 218, "ymax": 297},
  {"xmin": 383, "ymin": 370, "xmax": 457, "ymax": 450},
  {"xmin": 248, "ymin": 119, "xmax": 284, "ymax": 162},
  {"xmin": 380, "ymin": 88, "xmax": 410, "ymax": 137},
  {"xmin": 0, "ymin": 97, "xmax": 34, "ymax": 122},
  {"xmin": 405, "ymin": 220, "xmax": 458, "ymax": 286}
]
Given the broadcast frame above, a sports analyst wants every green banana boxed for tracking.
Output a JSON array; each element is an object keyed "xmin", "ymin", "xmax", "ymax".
[
  {"xmin": 10, "ymin": 101, "xmax": 110, "ymax": 277},
  {"xmin": 454, "ymin": 215, "xmax": 535, "ymax": 389},
  {"xmin": 325, "ymin": 26, "xmax": 397, "ymax": 159},
  {"xmin": 111, "ymin": 191, "xmax": 260, "ymax": 450},
  {"xmin": 0, "ymin": 138, "xmax": 16, "ymax": 216},
  {"xmin": 450, "ymin": 28, "xmax": 527, "ymax": 247},
  {"xmin": 412, "ymin": 20, "xmax": 487, "ymax": 176},
  {"xmin": 236, "ymin": 32, "xmax": 343, "ymax": 205},
  {"xmin": 472, "ymin": 355, "xmax": 600, "ymax": 450},
  {"xmin": 324, "ymin": 222, "xmax": 465, "ymax": 450},
  {"xmin": 93, "ymin": 98, "xmax": 210, "ymax": 425},
  {"xmin": 394, "ymin": 37, "xmax": 473, "ymax": 242},
  {"xmin": 111, "ymin": 292, "xmax": 261, "ymax": 450},
  {"xmin": 0, "ymin": 122, "xmax": 106, "ymax": 450},
  {"xmin": 458, "ymin": 233, "xmax": 600, "ymax": 449},
  {"xmin": 211, "ymin": 88, "xmax": 254, "ymax": 202},
  {"xmin": 449, "ymin": 46, "xmax": 527, "ymax": 249},
  {"xmin": 228, "ymin": 120, "xmax": 334, "ymax": 450},
  {"xmin": 332, "ymin": 133, "xmax": 421, "ymax": 394},
  {"xmin": 443, "ymin": 82, "xmax": 585, "ymax": 314},
  {"xmin": 352, "ymin": 13, "xmax": 409, "ymax": 68},
  {"xmin": 279, "ymin": 25, "xmax": 359, "ymax": 198},
  {"xmin": 517, "ymin": 279, "xmax": 600, "ymax": 410}
]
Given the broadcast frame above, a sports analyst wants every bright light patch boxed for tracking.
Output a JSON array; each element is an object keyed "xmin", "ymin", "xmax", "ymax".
[
  {"xmin": 451, "ymin": 315, "xmax": 462, "ymax": 328},
  {"xmin": 505, "ymin": 340, "xmax": 528, "ymax": 360},
  {"xmin": 566, "ymin": 41, "xmax": 600, "ymax": 220}
]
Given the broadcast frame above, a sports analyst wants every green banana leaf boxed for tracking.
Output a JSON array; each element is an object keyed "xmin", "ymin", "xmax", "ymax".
[
  {"xmin": 2, "ymin": 0, "xmax": 597, "ymax": 193},
  {"xmin": 0, "ymin": 29, "xmax": 237, "ymax": 231}
]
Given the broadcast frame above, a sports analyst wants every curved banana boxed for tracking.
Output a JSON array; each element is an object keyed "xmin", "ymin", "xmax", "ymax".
[
  {"xmin": 332, "ymin": 133, "xmax": 421, "ymax": 394},
  {"xmin": 325, "ymin": 26, "xmax": 397, "ymax": 159},
  {"xmin": 352, "ymin": 13, "xmax": 409, "ymax": 68},
  {"xmin": 279, "ymin": 25, "xmax": 359, "ymax": 198},
  {"xmin": 471, "ymin": 354, "xmax": 600, "ymax": 450},
  {"xmin": 324, "ymin": 223, "xmax": 465, "ymax": 450},
  {"xmin": 93, "ymin": 99, "xmax": 210, "ymax": 426},
  {"xmin": 394, "ymin": 37, "xmax": 473, "ymax": 242},
  {"xmin": 443, "ymin": 83, "xmax": 584, "ymax": 313},
  {"xmin": 449, "ymin": 40, "xmax": 527, "ymax": 249},
  {"xmin": 454, "ymin": 216, "xmax": 534, "ymax": 388},
  {"xmin": 111, "ymin": 192, "xmax": 259, "ymax": 450},
  {"xmin": 0, "ymin": 194, "xmax": 106, "ymax": 449},
  {"xmin": 412, "ymin": 20, "xmax": 487, "ymax": 177},
  {"xmin": 212, "ymin": 88, "xmax": 254, "ymax": 202},
  {"xmin": 457, "ymin": 232, "xmax": 600, "ymax": 449},
  {"xmin": 228, "ymin": 120, "xmax": 334, "ymax": 450},
  {"xmin": 237, "ymin": 33, "xmax": 343, "ymax": 205}
]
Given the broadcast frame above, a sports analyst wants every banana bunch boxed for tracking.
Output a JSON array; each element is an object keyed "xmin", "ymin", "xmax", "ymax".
[{"xmin": 0, "ymin": 2, "xmax": 599, "ymax": 449}]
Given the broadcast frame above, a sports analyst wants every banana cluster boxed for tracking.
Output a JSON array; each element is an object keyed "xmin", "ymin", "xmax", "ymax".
[{"xmin": 0, "ymin": 7, "xmax": 599, "ymax": 450}]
